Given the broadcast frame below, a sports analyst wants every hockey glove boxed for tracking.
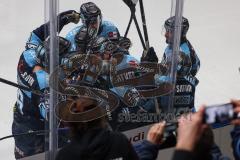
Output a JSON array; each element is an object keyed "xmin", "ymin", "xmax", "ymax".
[
  {"xmin": 140, "ymin": 47, "xmax": 159, "ymax": 63},
  {"xmin": 58, "ymin": 10, "xmax": 80, "ymax": 25}
]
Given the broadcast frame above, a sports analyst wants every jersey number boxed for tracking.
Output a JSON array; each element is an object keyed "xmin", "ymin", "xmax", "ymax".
[{"xmin": 16, "ymin": 90, "xmax": 24, "ymax": 114}]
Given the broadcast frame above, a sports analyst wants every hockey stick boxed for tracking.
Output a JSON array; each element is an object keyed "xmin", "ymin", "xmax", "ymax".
[
  {"xmin": 123, "ymin": 0, "xmax": 136, "ymax": 37},
  {"xmin": 139, "ymin": 0, "xmax": 150, "ymax": 53},
  {"xmin": 0, "ymin": 128, "xmax": 69, "ymax": 141},
  {"xmin": 122, "ymin": 0, "xmax": 146, "ymax": 50},
  {"xmin": 123, "ymin": 0, "xmax": 160, "ymax": 113},
  {"xmin": 0, "ymin": 77, "xmax": 42, "ymax": 95},
  {"xmin": 0, "ymin": 130, "xmax": 47, "ymax": 141},
  {"xmin": 138, "ymin": 0, "xmax": 161, "ymax": 113},
  {"xmin": 124, "ymin": 14, "xmax": 133, "ymax": 37},
  {"xmin": 133, "ymin": 15, "xmax": 146, "ymax": 50}
]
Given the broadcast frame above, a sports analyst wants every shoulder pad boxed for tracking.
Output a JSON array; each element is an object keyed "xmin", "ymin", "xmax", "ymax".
[{"xmin": 25, "ymin": 32, "xmax": 42, "ymax": 49}]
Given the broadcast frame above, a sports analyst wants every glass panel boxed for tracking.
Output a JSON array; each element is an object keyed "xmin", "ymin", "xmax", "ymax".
[
  {"xmin": 54, "ymin": 0, "xmax": 178, "ymax": 146},
  {"xmin": 1, "ymin": 0, "xmax": 239, "ymax": 160}
]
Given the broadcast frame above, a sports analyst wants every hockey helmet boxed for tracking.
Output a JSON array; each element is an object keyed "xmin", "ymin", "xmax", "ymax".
[
  {"xmin": 164, "ymin": 16, "xmax": 189, "ymax": 36},
  {"xmin": 88, "ymin": 36, "xmax": 132, "ymax": 56},
  {"xmin": 88, "ymin": 36, "xmax": 118, "ymax": 56},
  {"xmin": 80, "ymin": 2, "xmax": 102, "ymax": 38}
]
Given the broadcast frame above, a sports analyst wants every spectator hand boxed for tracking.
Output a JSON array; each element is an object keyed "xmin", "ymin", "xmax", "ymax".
[
  {"xmin": 176, "ymin": 107, "xmax": 207, "ymax": 152},
  {"xmin": 147, "ymin": 121, "xmax": 166, "ymax": 145},
  {"xmin": 58, "ymin": 10, "xmax": 80, "ymax": 24},
  {"xmin": 140, "ymin": 47, "xmax": 158, "ymax": 63},
  {"xmin": 231, "ymin": 99, "xmax": 240, "ymax": 125}
]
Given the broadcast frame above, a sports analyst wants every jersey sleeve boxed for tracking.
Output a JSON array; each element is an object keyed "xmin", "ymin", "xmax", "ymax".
[
  {"xmin": 17, "ymin": 50, "xmax": 41, "ymax": 89},
  {"xmin": 190, "ymin": 51, "xmax": 200, "ymax": 77},
  {"xmin": 33, "ymin": 69, "xmax": 49, "ymax": 120},
  {"xmin": 178, "ymin": 43, "xmax": 192, "ymax": 76},
  {"xmin": 33, "ymin": 69, "xmax": 49, "ymax": 90},
  {"xmin": 65, "ymin": 26, "xmax": 81, "ymax": 51}
]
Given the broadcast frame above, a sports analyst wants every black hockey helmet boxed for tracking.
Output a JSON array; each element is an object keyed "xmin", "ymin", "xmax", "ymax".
[
  {"xmin": 164, "ymin": 16, "xmax": 189, "ymax": 36},
  {"xmin": 36, "ymin": 36, "xmax": 70, "ymax": 68},
  {"xmin": 80, "ymin": 2, "xmax": 102, "ymax": 38},
  {"xmin": 87, "ymin": 36, "xmax": 118, "ymax": 56}
]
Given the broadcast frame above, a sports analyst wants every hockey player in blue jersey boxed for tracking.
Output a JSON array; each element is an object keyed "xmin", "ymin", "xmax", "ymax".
[
  {"xmin": 12, "ymin": 10, "xmax": 80, "ymax": 159},
  {"xmin": 65, "ymin": 2, "xmax": 120, "ymax": 53},
  {"xmin": 159, "ymin": 16, "xmax": 200, "ymax": 113},
  {"xmin": 78, "ymin": 36, "xmax": 171, "ymax": 131},
  {"xmin": 163, "ymin": 16, "xmax": 200, "ymax": 77}
]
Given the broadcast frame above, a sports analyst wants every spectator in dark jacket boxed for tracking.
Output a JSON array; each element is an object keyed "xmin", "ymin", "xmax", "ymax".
[
  {"xmin": 55, "ymin": 97, "xmax": 139, "ymax": 160},
  {"xmin": 55, "ymin": 92, "xmax": 172, "ymax": 160}
]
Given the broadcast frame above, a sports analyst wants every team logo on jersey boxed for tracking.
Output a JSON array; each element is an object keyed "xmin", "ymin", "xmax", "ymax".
[
  {"xmin": 18, "ymin": 60, "xmax": 25, "ymax": 73},
  {"xmin": 108, "ymin": 31, "xmax": 118, "ymax": 40},
  {"xmin": 128, "ymin": 60, "xmax": 138, "ymax": 68}
]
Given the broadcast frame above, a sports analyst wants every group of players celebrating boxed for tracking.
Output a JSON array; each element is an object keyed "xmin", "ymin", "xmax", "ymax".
[{"xmin": 13, "ymin": 2, "xmax": 200, "ymax": 158}]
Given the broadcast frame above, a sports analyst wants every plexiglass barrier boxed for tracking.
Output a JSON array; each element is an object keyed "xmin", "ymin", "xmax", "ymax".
[{"xmin": 0, "ymin": 0, "xmax": 240, "ymax": 160}]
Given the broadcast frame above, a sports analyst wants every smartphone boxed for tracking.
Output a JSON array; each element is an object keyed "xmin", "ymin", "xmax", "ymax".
[{"xmin": 204, "ymin": 103, "xmax": 240, "ymax": 125}]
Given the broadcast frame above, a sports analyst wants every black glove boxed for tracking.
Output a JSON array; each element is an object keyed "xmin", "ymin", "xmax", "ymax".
[
  {"xmin": 58, "ymin": 10, "xmax": 80, "ymax": 25},
  {"xmin": 32, "ymin": 10, "xmax": 80, "ymax": 41},
  {"xmin": 140, "ymin": 47, "xmax": 158, "ymax": 63}
]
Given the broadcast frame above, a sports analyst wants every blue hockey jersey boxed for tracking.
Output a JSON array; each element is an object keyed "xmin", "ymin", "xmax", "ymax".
[
  {"xmin": 16, "ymin": 32, "xmax": 49, "ymax": 120},
  {"xmin": 66, "ymin": 20, "xmax": 120, "ymax": 52}
]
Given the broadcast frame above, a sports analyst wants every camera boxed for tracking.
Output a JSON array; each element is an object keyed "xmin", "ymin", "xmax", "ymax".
[{"xmin": 204, "ymin": 103, "xmax": 240, "ymax": 125}]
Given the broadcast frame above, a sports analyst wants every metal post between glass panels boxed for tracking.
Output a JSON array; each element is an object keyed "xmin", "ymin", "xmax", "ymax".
[
  {"xmin": 46, "ymin": 0, "xmax": 59, "ymax": 159},
  {"xmin": 167, "ymin": 0, "xmax": 185, "ymax": 113}
]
